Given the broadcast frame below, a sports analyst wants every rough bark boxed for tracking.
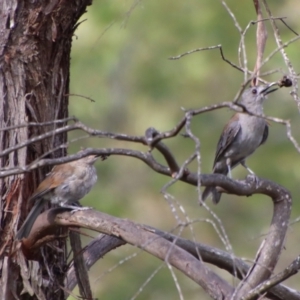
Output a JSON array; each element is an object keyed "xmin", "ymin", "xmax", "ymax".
[{"xmin": 0, "ymin": 1, "xmax": 92, "ymax": 299}]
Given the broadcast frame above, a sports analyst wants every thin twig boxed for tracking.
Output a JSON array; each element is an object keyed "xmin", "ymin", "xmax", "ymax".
[
  {"xmin": 66, "ymin": 94, "xmax": 96, "ymax": 103},
  {"xmin": 242, "ymin": 256, "xmax": 300, "ymax": 300}
]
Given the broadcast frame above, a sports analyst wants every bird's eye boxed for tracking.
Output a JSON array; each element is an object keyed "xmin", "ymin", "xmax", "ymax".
[{"xmin": 252, "ymin": 88, "xmax": 257, "ymax": 95}]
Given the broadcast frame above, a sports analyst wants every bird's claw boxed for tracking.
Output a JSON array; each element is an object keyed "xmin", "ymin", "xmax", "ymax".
[
  {"xmin": 246, "ymin": 174, "xmax": 259, "ymax": 189},
  {"xmin": 70, "ymin": 206, "xmax": 93, "ymax": 214},
  {"xmin": 59, "ymin": 204, "xmax": 93, "ymax": 213}
]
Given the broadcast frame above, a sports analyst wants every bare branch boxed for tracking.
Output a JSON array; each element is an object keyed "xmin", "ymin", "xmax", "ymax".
[
  {"xmin": 1, "ymin": 89, "xmax": 298, "ymax": 182},
  {"xmin": 66, "ymin": 234, "xmax": 125, "ymax": 291},
  {"xmin": 242, "ymin": 256, "xmax": 300, "ymax": 300},
  {"xmin": 232, "ymin": 178, "xmax": 292, "ymax": 298},
  {"xmin": 22, "ymin": 209, "xmax": 235, "ymax": 299},
  {"xmin": 262, "ymin": 0, "xmax": 300, "ymax": 104},
  {"xmin": 65, "ymin": 229, "xmax": 300, "ymax": 300},
  {"xmin": 69, "ymin": 231, "xmax": 93, "ymax": 299},
  {"xmin": 169, "ymin": 44, "xmax": 244, "ymax": 73},
  {"xmin": 253, "ymin": 0, "xmax": 268, "ymax": 82},
  {"xmin": 145, "ymin": 127, "xmax": 181, "ymax": 175},
  {"xmin": 0, "ymin": 117, "xmax": 76, "ymax": 132},
  {"xmin": 66, "ymin": 93, "xmax": 96, "ymax": 102},
  {"xmin": 150, "ymin": 228, "xmax": 300, "ymax": 300},
  {"xmin": 279, "ymin": 19, "xmax": 299, "ymax": 36},
  {"xmin": 18, "ymin": 169, "xmax": 292, "ymax": 299}
]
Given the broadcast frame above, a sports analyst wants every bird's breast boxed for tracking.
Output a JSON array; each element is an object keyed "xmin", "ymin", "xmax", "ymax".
[
  {"xmin": 226, "ymin": 115, "xmax": 265, "ymax": 159},
  {"xmin": 51, "ymin": 165, "xmax": 98, "ymax": 204},
  {"xmin": 239, "ymin": 115, "xmax": 265, "ymax": 141}
]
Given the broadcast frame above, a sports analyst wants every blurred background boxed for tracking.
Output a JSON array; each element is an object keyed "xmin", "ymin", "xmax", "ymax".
[{"xmin": 68, "ymin": 1, "xmax": 300, "ymax": 299}]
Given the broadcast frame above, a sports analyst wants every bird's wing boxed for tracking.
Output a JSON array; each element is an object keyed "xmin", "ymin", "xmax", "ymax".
[
  {"xmin": 29, "ymin": 164, "xmax": 76, "ymax": 202},
  {"xmin": 29, "ymin": 176, "xmax": 56, "ymax": 203},
  {"xmin": 213, "ymin": 114, "xmax": 241, "ymax": 167},
  {"xmin": 260, "ymin": 123, "xmax": 269, "ymax": 145}
]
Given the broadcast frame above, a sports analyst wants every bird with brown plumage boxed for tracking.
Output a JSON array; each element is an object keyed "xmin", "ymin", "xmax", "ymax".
[{"xmin": 16, "ymin": 155, "xmax": 100, "ymax": 240}]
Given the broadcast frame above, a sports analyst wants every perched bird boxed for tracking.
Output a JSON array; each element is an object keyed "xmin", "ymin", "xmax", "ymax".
[
  {"xmin": 16, "ymin": 155, "xmax": 100, "ymax": 239},
  {"xmin": 202, "ymin": 83, "xmax": 278, "ymax": 204}
]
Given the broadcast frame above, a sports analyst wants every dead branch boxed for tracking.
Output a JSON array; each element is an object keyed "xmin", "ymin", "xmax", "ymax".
[
  {"xmin": 65, "ymin": 230, "xmax": 300, "ymax": 300},
  {"xmin": 69, "ymin": 231, "xmax": 93, "ymax": 299},
  {"xmin": 242, "ymin": 256, "xmax": 300, "ymax": 300},
  {"xmin": 15, "ymin": 170, "xmax": 291, "ymax": 299},
  {"xmin": 22, "ymin": 209, "xmax": 234, "ymax": 299}
]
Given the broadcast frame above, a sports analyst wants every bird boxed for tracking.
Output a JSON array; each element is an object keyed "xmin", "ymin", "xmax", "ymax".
[
  {"xmin": 202, "ymin": 83, "xmax": 278, "ymax": 204},
  {"xmin": 16, "ymin": 154, "xmax": 100, "ymax": 240}
]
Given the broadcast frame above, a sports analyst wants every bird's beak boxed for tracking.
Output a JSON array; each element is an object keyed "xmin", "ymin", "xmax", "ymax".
[
  {"xmin": 95, "ymin": 153, "xmax": 110, "ymax": 161},
  {"xmin": 260, "ymin": 82, "xmax": 278, "ymax": 95},
  {"xmin": 85, "ymin": 154, "xmax": 99, "ymax": 164}
]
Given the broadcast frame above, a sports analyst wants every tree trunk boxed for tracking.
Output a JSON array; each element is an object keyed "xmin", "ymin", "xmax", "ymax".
[{"xmin": 0, "ymin": 1, "xmax": 92, "ymax": 298}]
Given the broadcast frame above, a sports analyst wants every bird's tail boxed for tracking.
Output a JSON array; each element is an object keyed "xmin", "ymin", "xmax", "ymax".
[
  {"xmin": 16, "ymin": 200, "xmax": 44, "ymax": 240},
  {"xmin": 202, "ymin": 167, "xmax": 228, "ymax": 204},
  {"xmin": 202, "ymin": 186, "xmax": 221, "ymax": 204}
]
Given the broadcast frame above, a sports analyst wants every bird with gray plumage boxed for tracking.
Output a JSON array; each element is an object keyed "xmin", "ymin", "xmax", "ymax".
[
  {"xmin": 16, "ymin": 155, "xmax": 100, "ymax": 240},
  {"xmin": 202, "ymin": 83, "xmax": 278, "ymax": 204}
]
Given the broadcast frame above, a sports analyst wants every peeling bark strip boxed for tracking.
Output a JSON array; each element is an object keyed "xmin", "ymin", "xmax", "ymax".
[{"xmin": 0, "ymin": 1, "xmax": 92, "ymax": 299}]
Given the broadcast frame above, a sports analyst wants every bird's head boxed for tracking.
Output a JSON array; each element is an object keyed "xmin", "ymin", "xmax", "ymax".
[
  {"xmin": 240, "ymin": 83, "xmax": 278, "ymax": 113},
  {"xmin": 81, "ymin": 155, "xmax": 99, "ymax": 165}
]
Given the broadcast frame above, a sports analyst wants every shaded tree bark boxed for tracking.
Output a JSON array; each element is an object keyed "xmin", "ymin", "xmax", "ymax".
[{"xmin": 0, "ymin": 1, "xmax": 92, "ymax": 299}]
